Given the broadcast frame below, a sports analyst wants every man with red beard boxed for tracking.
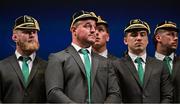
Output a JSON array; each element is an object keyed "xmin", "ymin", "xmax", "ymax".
[
  {"xmin": 0, "ymin": 15, "xmax": 47, "ymax": 103},
  {"xmin": 153, "ymin": 21, "xmax": 180, "ymax": 102},
  {"xmin": 45, "ymin": 10, "xmax": 121, "ymax": 103},
  {"xmin": 93, "ymin": 16, "xmax": 118, "ymax": 60},
  {"xmin": 113, "ymin": 19, "xmax": 173, "ymax": 103}
]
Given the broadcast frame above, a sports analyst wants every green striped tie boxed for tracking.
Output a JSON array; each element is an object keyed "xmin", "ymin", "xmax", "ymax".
[
  {"xmin": 163, "ymin": 56, "xmax": 172, "ymax": 74},
  {"xmin": 135, "ymin": 57, "xmax": 144, "ymax": 86},
  {"xmin": 80, "ymin": 49, "xmax": 91, "ymax": 104},
  {"xmin": 22, "ymin": 57, "xmax": 30, "ymax": 85}
]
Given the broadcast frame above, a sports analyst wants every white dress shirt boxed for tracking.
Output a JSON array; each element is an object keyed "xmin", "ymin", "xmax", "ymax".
[
  {"xmin": 71, "ymin": 43, "xmax": 92, "ymax": 65},
  {"xmin": 128, "ymin": 52, "xmax": 147, "ymax": 72},
  {"xmin": 155, "ymin": 51, "xmax": 174, "ymax": 70},
  {"xmin": 15, "ymin": 50, "xmax": 36, "ymax": 73},
  {"xmin": 98, "ymin": 49, "xmax": 108, "ymax": 58}
]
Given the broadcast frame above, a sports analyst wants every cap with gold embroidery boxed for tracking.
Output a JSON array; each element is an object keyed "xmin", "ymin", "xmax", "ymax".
[
  {"xmin": 70, "ymin": 10, "xmax": 98, "ymax": 28},
  {"xmin": 97, "ymin": 16, "xmax": 108, "ymax": 26},
  {"xmin": 13, "ymin": 15, "xmax": 40, "ymax": 31},
  {"xmin": 154, "ymin": 20, "xmax": 179, "ymax": 34},
  {"xmin": 124, "ymin": 19, "xmax": 150, "ymax": 34}
]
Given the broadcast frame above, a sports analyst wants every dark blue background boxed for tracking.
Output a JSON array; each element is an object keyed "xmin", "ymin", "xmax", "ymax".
[{"xmin": 0, "ymin": 0, "xmax": 179, "ymax": 60}]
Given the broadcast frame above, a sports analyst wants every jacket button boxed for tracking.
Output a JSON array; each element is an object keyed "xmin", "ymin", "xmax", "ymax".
[
  {"xmin": 24, "ymin": 92, "xmax": 28, "ymax": 96},
  {"xmin": 143, "ymin": 94, "xmax": 146, "ymax": 98}
]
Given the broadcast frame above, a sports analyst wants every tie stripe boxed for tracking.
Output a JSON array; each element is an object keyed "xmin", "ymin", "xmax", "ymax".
[
  {"xmin": 80, "ymin": 49, "xmax": 91, "ymax": 103},
  {"xmin": 135, "ymin": 57, "xmax": 144, "ymax": 86},
  {"xmin": 20, "ymin": 56, "xmax": 30, "ymax": 86}
]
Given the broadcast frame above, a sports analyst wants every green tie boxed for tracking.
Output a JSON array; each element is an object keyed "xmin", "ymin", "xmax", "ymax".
[
  {"xmin": 80, "ymin": 49, "xmax": 91, "ymax": 104},
  {"xmin": 135, "ymin": 57, "xmax": 144, "ymax": 86},
  {"xmin": 163, "ymin": 56, "xmax": 172, "ymax": 74},
  {"xmin": 21, "ymin": 57, "xmax": 30, "ymax": 85}
]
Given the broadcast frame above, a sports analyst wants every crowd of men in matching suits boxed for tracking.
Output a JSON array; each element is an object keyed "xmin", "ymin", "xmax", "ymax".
[{"xmin": 0, "ymin": 10, "xmax": 179, "ymax": 103}]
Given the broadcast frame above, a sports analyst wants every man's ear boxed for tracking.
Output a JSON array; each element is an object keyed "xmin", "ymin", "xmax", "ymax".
[
  {"xmin": 106, "ymin": 34, "xmax": 110, "ymax": 42},
  {"xmin": 12, "ymin": 33, "xmax": 17, "ymax": 42},
  {"xmin": 70, "ymin": 26, "xmax": 77, "ymax": 36},
  {"xmin": 155, "ymin": 34, "xmax": 161, "ymax": 42},
  {"xmin": 124, "ymin": 37, "xmax": 128, "ymax": 45}
]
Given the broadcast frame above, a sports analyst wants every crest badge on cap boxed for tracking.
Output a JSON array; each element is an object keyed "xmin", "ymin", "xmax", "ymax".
[
  {"xmin": 154, "ymin": 20, "xmax": 179, "ymax": 34},
  {"xmin": 124, "ymin": 19, "xmax": 150, "ymax": 34}
]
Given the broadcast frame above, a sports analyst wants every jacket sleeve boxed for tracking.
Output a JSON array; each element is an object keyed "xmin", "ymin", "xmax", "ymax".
[
  {"xmin": 105, "ymin": 60, "xmax": 122, "ymax": 103},
  {"xmin": 45, "ymin": 53, "xmax": 74, "ymax": 103},
  {"xmin": 160, "ymin": 63, "xmax": 174, "ymax": 103}
]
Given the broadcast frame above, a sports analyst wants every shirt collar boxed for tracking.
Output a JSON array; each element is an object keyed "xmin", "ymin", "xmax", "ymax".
[
  {"xmin": 98, "ymin": 49, "xmax": 108, "ymax": 58},
  {"xmin": 155, "ymin": 51, "xmax": 174, "ymax": 61},
  {"xmin": 71, "ymin": 42, "xmax": 92, "ymax": 54},
  {"xmin": 128, "ymin": 52, "xmax": 147, "ymax": 63},
  {"xmin": 15, "ymin": 50, "xmax": 36, "ymax": 62}
]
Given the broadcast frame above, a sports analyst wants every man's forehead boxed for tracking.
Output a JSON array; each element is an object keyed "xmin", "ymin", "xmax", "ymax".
[
  {"xmin": 16, "ymin": 29, "xmax": 37, "ymax": 32},
  {"xmin": 159, "ymin": 29, "xmax": 178, "ymax": 33},
  {"xmin": 97, "ymin": 24, "xmax": 106, "ymax": 28}
]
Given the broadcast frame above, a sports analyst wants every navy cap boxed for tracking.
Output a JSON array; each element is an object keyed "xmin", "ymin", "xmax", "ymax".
[
  {"xmin": 154, "ymin": 20, "xmax": 179, "ymax": 34},
  {"xmin": 124, "ymin": 19, "xmax": 150, "ymax": 34},
  {"xmin": 13, "ymin": 15, "xmax": 40, "ymax": 31},
  {"xmin": 70, "ymin": 10, "xmax": 98, "ymax": 28}
]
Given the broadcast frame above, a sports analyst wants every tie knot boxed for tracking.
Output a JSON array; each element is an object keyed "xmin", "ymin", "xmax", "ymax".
[
  {"xmin": 163, "ymin": 56, "xmax": 171, "ymax": 62},
  {"xmin": 80, "ymin": 48, "xmax": 89, "ymax": 55},
  {"xmin": 19, "ymin": 56, "xmax": 31, "ymax": 62},
  {"xmin": 135, "ymin": 57, "xmax": 143, "ymax": 63}
]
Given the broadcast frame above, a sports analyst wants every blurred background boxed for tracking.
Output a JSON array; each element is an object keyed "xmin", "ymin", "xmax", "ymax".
[{"xmin": 0, "ymin": 0, "xmax": 179, "ymax": 60}]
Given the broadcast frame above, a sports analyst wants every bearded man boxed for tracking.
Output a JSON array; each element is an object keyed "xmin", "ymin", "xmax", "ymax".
[{"xmin": 0, "ymin": 15, "xmax": 47, "ymax": 103}]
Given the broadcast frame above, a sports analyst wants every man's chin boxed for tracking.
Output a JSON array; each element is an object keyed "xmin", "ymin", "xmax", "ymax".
[
  {"xmin": 87, "ymin": 40, "xmax": 95, "ymax": 45},
  {"xmin": 24, "ymin": 47, "xmax": 39, "ymax": 53},
  {"xmin": 93, "ymin": 44, "xmax": 101, "ymax": 48},
  {"xmin": 23, "ymin": 43, "xmax": 39, "ymax": 52},
  {"xmin": 169, "ymin": 47, "xmax": 177, "ymax": 52},
  {"xmin": 134, "ymin": 47, "xmax": 145, "ymax": 52}
]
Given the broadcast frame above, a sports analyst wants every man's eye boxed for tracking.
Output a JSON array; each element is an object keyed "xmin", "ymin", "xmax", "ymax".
[
  {"xmin": 140, "ymin": 33, "xmax": 146, "ymax": 36},
  {"xmin": 22, "ymin": 30, "xmax": 36, "ymax": 34},
  {"xmin": 98, "ymin": 29, "xmax": 104, "ymax": 32},
  {"xmin": 130, "ymin": 33, "xmax": 137, "ymax": 37},
  {"xmin": 84, "ymin": 24, "xmax": 92, "ymax": 28},
  {"xmin": 22, "ymin": 31, "xmax": 29, "ymax": 34}
]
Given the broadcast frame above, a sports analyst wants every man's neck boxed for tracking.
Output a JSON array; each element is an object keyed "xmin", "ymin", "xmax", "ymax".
[
  {"xmin": 16, "ymin": 48, "xmax": 34, "ymax": 56},
  {"xmin": 156, "ymin": 48, "xmax": 174, "ymax": 56},
  {"xmin": 93, "ymin": 46, "xmax": 106, "ymax": 53}
]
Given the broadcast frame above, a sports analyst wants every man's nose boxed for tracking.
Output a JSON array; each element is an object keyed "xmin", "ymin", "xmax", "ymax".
[
  {"xmin": 136, "ymin": 34, "xmax": 143, "ymax": 40},
  {"xmin": 91, "ymin": 26, "xmax": 96, "ymax": 33},
  {"xmin": 95, "ymin": 32, "xmax": 99, "ymax": 37}
]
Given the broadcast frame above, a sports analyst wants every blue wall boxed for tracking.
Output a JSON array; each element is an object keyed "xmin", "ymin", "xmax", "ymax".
[{"xmin": 0, "ymin": 0, "xmax": 179, "ymax": 60}]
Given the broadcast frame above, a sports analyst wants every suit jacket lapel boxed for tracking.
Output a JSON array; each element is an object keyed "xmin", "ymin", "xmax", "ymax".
[
  {"xmin": 66, "ymin": 45, "xmax": 86, "ymax": 75},
  {"xmin": 9, "ymin": 55, "xmax": 26, "ymax": 87},
  {"xmin": 26, "ymin": 57, "xmax": 39, "ymax": 87},
  {"xmin": 91, "ymin": 52, "xmax": 99, "ymax": 86},
  {"xmin": 171, "ymin": 56, "xmax": 180, "ymax": 80},
  {"xmin": 143, "ymin": 57, "xmax": 153, "ymax": 89},
  {"xmin": 124, "ymin": 56, "xmax": 142, "ymax": 87}
]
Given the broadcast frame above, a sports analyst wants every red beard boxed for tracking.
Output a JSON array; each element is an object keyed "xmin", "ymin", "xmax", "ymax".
[{"xmin": 17, "ymin": 40, "xmax": 39, "ymax": 53}]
